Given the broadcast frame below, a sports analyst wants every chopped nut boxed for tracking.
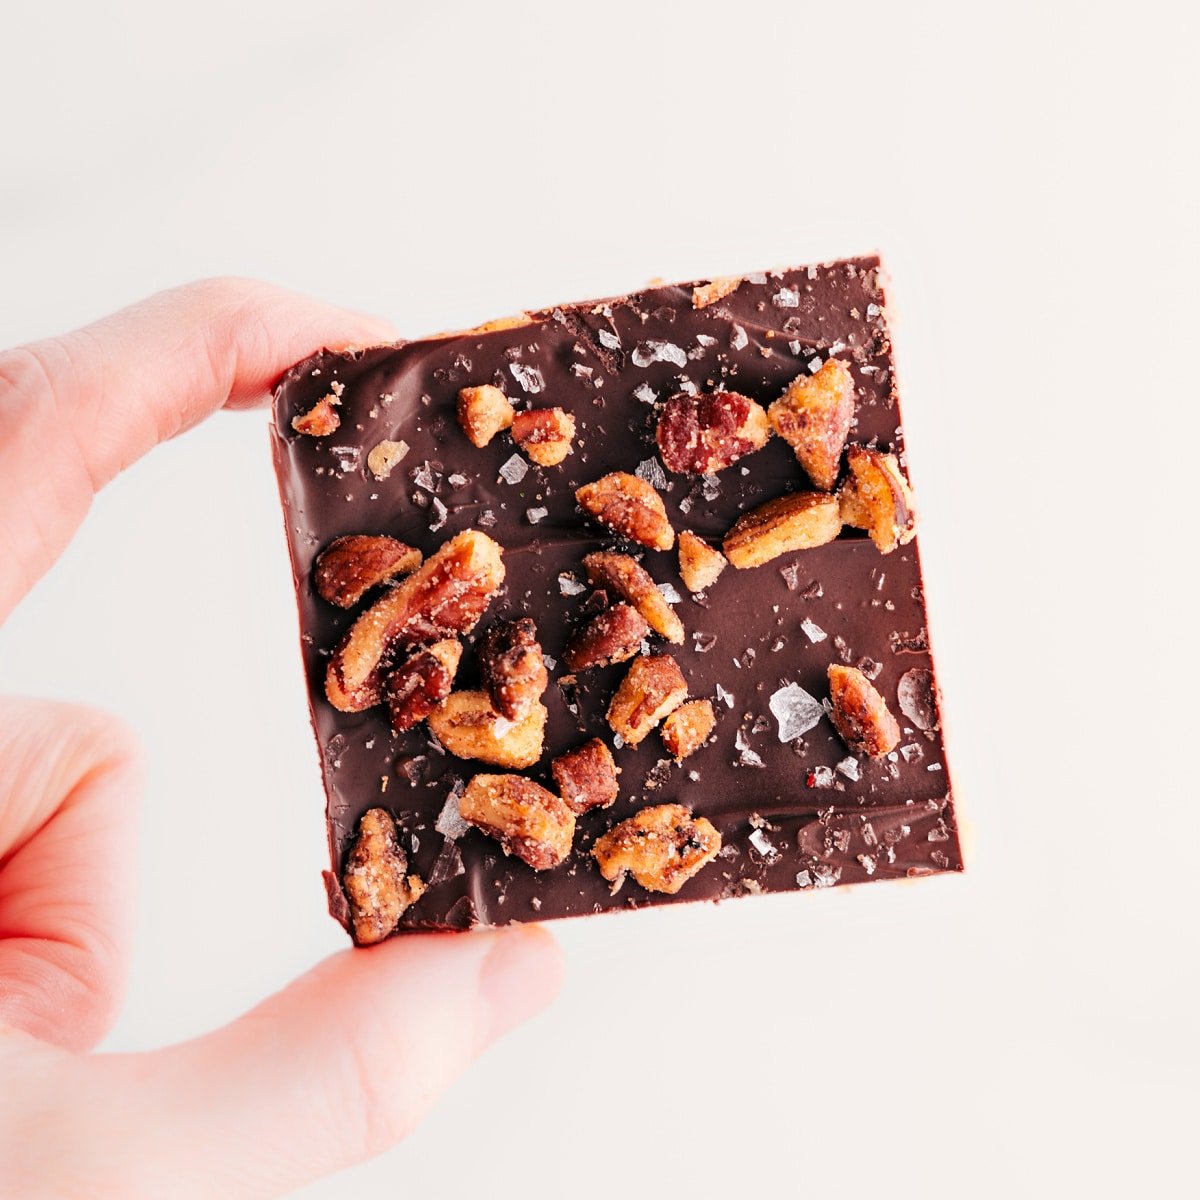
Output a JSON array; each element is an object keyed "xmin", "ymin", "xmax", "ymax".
[
  {"xmin": 292, "ymin": 394, "xmax": 341, "ymax": 437},
  {"xmin": 511, "ymin": 407, "xmax": 576, "ymax": 466},
  {"xmin": 427, "ymin": 690, "xmax": 547, "ymax": 769},
  {"xmin": 767, "ymin": 359, "xmax": 855, "ymax": 490},
  {"xmin": 576, "ymin": 472, "xmax": 674, "ymax": 551},
  {"xmin": 660, "ymin": 699, "xmax": 716, "ymax": 761},
  {"xmin": 478, "ymin": 617, "xmax": 548, "ymax": 721},
  {"xmin": 583, "ymin": 551, "xmax": 684, "ymax": 644},
  {"xmin": 384, "ymin": 640, "xmax": 462, "ymax": 733},
  {"xmin": 326, "ymin": 530, "xmax": 504, "ymax": 712},
  {"xmin": 458, "ymin": 774, "xmax": 575, "ymax": 869},
  {"xmin": 827, "ymin": 664, "xmax": 901, "ymax": 758},
  {"xmin": 723, "ymin": 491, "xmax": 842, "ymax": 569},
  {"xmin": 457, "ymin": 384, "xmax": 515, "ymax": 447},
  {"xmin": 563, "ymin": 603, "xmax": 650, "ymax": 672},
  {"xmin": 342, "ymin": 808, "xmax": 425, "ymax": 945},
  {"xmin": 677, "ymin": 531, "xmax": 727, "ymax": 594},
  {"xmin": 313, "ymin": 535, "xmax": 423, "ymax": 609},
  {"xmin": 692, "ymin": 276, "xmax": 742, "ymax": 309},
  {"xmin": 607, "ymin": 654, "xmax": 688, "ymax": 745},
  {"xmin": 655, "ymin": 390, "xmax": 770, "ymax": 474},
  {"xmin": 551, "ymin": 738, "xmax": 620, "ymax": 814},
  {"xmin": 838, "ymin": 445, "xmax": 916, "ymax": 553},
  {"xmin": 366, "ymin": 439, "xmax": 410, "ymax": 480},
  {"xmin": 468, "ymin": 313, "xmax": 532, "ymax": 334},
  {"xmin": 591, "ymin": 803, "xmax": 721, "ymax": 894}
]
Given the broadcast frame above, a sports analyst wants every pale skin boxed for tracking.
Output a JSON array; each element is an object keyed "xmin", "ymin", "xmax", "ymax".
[{"xmin": 0, "ymin": 280, "xmax": 563, "ymax": 1198}]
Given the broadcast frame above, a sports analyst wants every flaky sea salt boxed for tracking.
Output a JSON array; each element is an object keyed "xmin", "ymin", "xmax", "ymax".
[
  {"xmin": 795, "ymin": 870, "xmax": 813, "ymax": 888},
  {"xmin": 735, "ymin": 729, "xmax": 765, "ymax": 769},
  {"xmin": 633, "ymin": 382, "xmax": 656, "ymax": 404},
  {"xmin": 800, "ymin": 617, "xmax": 827, "ymax": 644},
  {"xmin": 447, "ymin": 472, "xmax": 468, "ymax": 487},
  {"xmin": 631, "ymin": 340, "xmax": 688, "ymax": 368},
  {"xmin": 435, "ymin": 787, "xmax": 470, "ymax": 839},
  {"xmin": 499, "ymin": 454, "xmax": 528, "ymax": 484},
  {"xmin": 899, "ymin": 742, "xmax": 924, "ymax": 764},
  {"xmin": 658, "ymin": 582, "xmax": 682, "ymax": 605},
  {"xmin": 526, "ymin": 506, "xmax": 548, "ymax": 524},
  {"xmin": 635, "ymin": 457, "xmax": 669, "ymax": 490},
  {"xmin": 768, "ymin": 682, "xmax": 824, "ymax": 742},
  {"xmin": 811, "ymin": 864, "xmax": 842, "ymax": 888},
  {"xmin": 716, "ymin": 684, "xmax": 734, "ymax": 708},
  {"xmin": 558, "ymin": 573, "xmax": 586, "ymax": 596},
  {"xmin": 428, "ymin": 497, "xmax": 448, "ymax": 532},
  {"xmin": 730, "ymin": 323, "xmax": 749, "ymax": 350},
  {"xmin": 598, "ymin": 328, "xmax": 621, "ymax": 350},
  {"xmin": 810, "ymin": 766, "xmax": 835, "ymax": 788},
  {"xmin": 835, "ymin": 756, "xmax": 861, "ymax": 781},
  {"xmin": 411, "ymin": 460, "xmax": 438, "ymax": 491},
  {"xmin": 748, "ymin": 828, "xmax": 780, "ymax": 862},
  {"xmin": 509, "ymin": 362, "xmax": 545, "ymax": 393},
  {"xmin": 807, "ymin": 356, "xmax": 823, "ymax": 373},
  {"xmin": 772, "ymin": 288, "xmax": 799, "ymax": 307}
]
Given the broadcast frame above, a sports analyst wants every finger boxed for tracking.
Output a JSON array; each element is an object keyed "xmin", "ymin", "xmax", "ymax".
[
  {"xmin": 18, "ymin": 927, "xmax": 562, "ymax": 1199},
  {"xmin": 0, "ymin": 698, "xmax": 140, "ymax": 1051},
  {"xmin": 0, "ymin": 277, "xmax": 396, "ymax": 623}
]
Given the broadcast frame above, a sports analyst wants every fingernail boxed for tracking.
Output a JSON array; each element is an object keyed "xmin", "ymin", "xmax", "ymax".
[{"xmin": 479, "ymin": 928, "xmax": 563, "ymax": 1042}]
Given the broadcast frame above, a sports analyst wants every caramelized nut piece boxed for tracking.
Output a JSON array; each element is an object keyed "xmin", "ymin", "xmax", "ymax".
[
  {"xmin": 827, "ymin": 664, "xmax": 901, "ymax": 758},
  {"xmin": 457, "ymin": 384, "xmax": 515, "ymax": 447},
  {"xmin": 313, "ymin": 535, "xmax": 423, "ymax": 609},
  {"xmin": 478, "ymin": 617, "xmax": 548, "ymax": 721},
  {"xmin": 768, "ymin": 359, "xmax": 855, "ymax": 490},
  {"xmin": 583, "ymin": 551, "xmax": 684, "ymax": 645},
  {"xmin": 427, "ymin": 691, "xmax": 547, "ymax": 769},
  {"xmin": 292, "ymin": 394, "xmax": 341, "ymax": 437},
  {"xmin": 838, "ymin": 446, "xmax": 916, "ymax": 554},
  {"xmin": 576, "ymin": 472, "xmax": 674, "ymax": 551},
  {"xmin": 326, "ymin": 530, "xmax": 504, "ymax": 712},
  {"xmin": 607, "ymin": 654, "xmax": 688, "ymax": 746},
  {"xmin": 458, "ymin": 774, "xmax": 575, "ymax": 869},
  {"xmin": 551, "ymin": 738, "xmax": 620, "ymax": 814},
  {"xmin": 660, "ymin": 699, "xmax": 716, "ymax": 761},
  {"xmin": 692, "ymin": 276, "xmax": 742, "ymax": 309},
  {"xmin": 512, "ymin": 407, "xmax": 576, "ymax": 466},
  {"xmin": 384, "ymin": 640, "xmax": 462, "ymax": 733},
  {"xmin": 723, "ymin": 491, "xmax": 842, "ymax": 569},
  {"xmin": 366, "ymin": 439, "xmax": 410, "ymax": 480},
  {"xmin": 563, "ymin": 603, "xmax": 650, "ymax": 672},
  {"xmin": 656, "ymin": 390, "xmax": 770, "ymax": 474},
  {"xmin": 677, "ymin": 531, "xmax": 727, "ymax": 594},
  {"xmin": 592, "ymin": 803, "xmax": 721, "ymax": 895},
  {"xmin": 342, "ymin": 808, "xmax": 425, "ymax": 945}
]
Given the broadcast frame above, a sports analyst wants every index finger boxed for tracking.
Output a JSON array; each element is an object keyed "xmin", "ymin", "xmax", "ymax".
[{"xmin": 0, "ymin": 278, "xmax": 395, "ymax": 622}]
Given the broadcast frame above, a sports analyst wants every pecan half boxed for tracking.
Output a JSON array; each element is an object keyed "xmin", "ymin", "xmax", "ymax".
[
  {"xmin": 591, "ymin": 803, "xmax": 721, "ymax": 894},
  {"xmin": 583, "ymin": 551, "xmax": 683, "ymax": 645},
  {"xmin": 427, "ymin": 690, "xmax": 547, "ymax": 769},
  {"xmin": 292, "ymin": 394, "xmax": 341, "ymax": 437},
  {"xmin": 837, "ymin": 446, "xmax": 916, "ymax": 553},
  {"xmin": 723, "ymin": 491, "xmax": 842, "ymax": 569},
  {"xmin": 660, "ymin": 699, "xmax": 716, "ymax": 761},
  {"xmin": 342, "ymin": 808, "xmax": 426, "ymax": 945},
  {"xmin": 326, "ymin": 530, "xmax": 504, "ymax": 712},
  {"xmin": 692, "ymin": 276, "xmax": 742, "ymax": 309},
  {"xmin": 458, "ymin": 774, "xmax": 575, "ymax": 870},
  {"xmin": 457, "ymin": 384, "xmax": 515, "ymax": 447},
  {"xmin": 313, "ymin": 535, "xmax": 423, "ymax": 609},
  {"xmin": 827, "ymin": 664, "xmax": 901, "ymax": 758},
  {"xmin": 384, "ymin": 640, "xmax": 462, "ymax": 733},
  {"xmin": 512, "ymin": 407, "xmax": 576, "ymax": 466},
  {"xmin": 562, "ymin": 602, "xmax": 650, "ymax": 672},
  {"xmin": 576, "ymin": 472, "xmax": 674, "ymax": 551},
  {"xmin": 551, "ymin": 738, "xmax": 620, "ymax": 814},
  {"xmin": 478, "ymin": 617, "xmax": 548, "ymax": 721},
  {"xmin": 607, "ymin": 654, "xmax": 688, "ymax": 746},
  {"xmin": 655, "ymin": 390, "xmax": 770, "ymax": 474},
  {"xmin": 768, "ymin": 359, "xmax": 855, "ymax": 490},
  {"xmin": 677, "ymin": 531, "xmax": 727, "ymax": 594}
]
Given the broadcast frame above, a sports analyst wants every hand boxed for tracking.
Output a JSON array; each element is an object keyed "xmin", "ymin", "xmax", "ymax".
[{"xmin": 0, "ymin": 280, "xmax": 563, "ymax": 1199}]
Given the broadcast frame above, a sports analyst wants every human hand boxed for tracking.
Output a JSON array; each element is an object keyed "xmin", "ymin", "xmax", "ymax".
[{"xmin": 0, "ymin": 280, "xmax": 563, "ymax": 1198}]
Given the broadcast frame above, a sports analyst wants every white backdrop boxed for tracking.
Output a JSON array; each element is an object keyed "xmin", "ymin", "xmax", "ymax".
[{"xmin": 1, "ymin": 1, "xmax": 1196, "ymax": 1196}]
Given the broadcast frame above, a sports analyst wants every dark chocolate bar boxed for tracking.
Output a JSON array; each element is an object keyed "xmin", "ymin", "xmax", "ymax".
[{"xmin": 271, "ymin": 257, "xmax": 962, "ymax": 940}]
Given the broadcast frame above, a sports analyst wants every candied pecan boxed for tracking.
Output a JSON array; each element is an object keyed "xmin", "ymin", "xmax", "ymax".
[
  {"xmin": 512, "ymin": 407, "xmax": 576, "ymax": 467},
  {"xmin": 366, "ymin": 438, "xmax": 409, "ymax": 480},
  {"xmin": 478, "ymin": 617, "xmax": 548, "ymax": 721},
  {"xmin": 576, "ymin": 472, "xmax": 674, "ymax": 551},
  {"xmin": 655, "ymin": 390, "xmax": 770, "ymax": 474},
  {"xmin": 458, "ymin": 774, "xmax": 575, "ymax": 869},
  {"xmin": 837, "ymin": 445, "xmax": 916, "ymax": 554},
  {"xmin": 607, "ymin": 654, "xmax": 688, "ymax": 746},
  {"xmin": 342, "ymin": 808, "xmax": 425, "ymax": 945},
  {"xmin": 827, "ymin": 664, "xmax": 901, "ymax": 758},
  {"xmin": 313, "ymin": 535, "xmax": 423, "ymax": 609},
  {"xmin": 692, "ymin": 276, "xmax": 742, "ymax": 309},
  {"xmin": 427, "ymin": 690, "xmax": 547, "ymax": 769},
  {"xmin": 768, "ymin": 359, "xmax": 855, "ymax": 490},
  {"xmin": 326, "ymin": 530, "xmax": 504, "ymax": 712},
  {"xmin": 292, "ymin": 394, "xmax": 341, "ymax": 437},
  {"xmin": 384, "ymin": 640, "xmax": 462, "ymax": 733},
  {"xmin": 551, "ymin": 738, "xmax": 620, "ymax": 814},
  {"xmin": 591, "ymin": 803, "xmax": 721, "ymax": 895},
  {"xmin": 677, "ymin": 531, "xmax": 727, "ymax": 594},
  {"xmin": 457, "ymin": 384, "xmax": 515, "ymax": 447},
  {"xmin": 562, "ymin": 603, "xmax": 650, "ymax": 672},
  {"xmin": 583, "ymin": 551, "xmax": 683, "ymax": 645},
  {"xmin": 723, "ymin": 491, "xmax": 842, "ymax": 569},
  {"xmin": 660, "ymin": 699, "xmax": 716, "ymax": 761}
]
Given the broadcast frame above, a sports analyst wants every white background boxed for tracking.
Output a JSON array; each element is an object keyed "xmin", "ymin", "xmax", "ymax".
[{"xmin": 2, "ymin": 1, "xmax": 1196, "ymax": 1196}]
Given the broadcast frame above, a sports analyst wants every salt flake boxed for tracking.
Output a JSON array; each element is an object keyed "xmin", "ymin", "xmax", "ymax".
[
  {"xmin": 499, "ymin": 454, "xmax": 528, "ymax": 484},
  {"xmin": 635, "ymin": 457, "xmax": 668, "ymax": 490},
  {"xmin": 509, "ymin": 362, "xmax": 545, "ymax": 394},
  {"xmin": 800, "ymin": 617, "xmax": 827, "ymax": 644},
  {"xmin": 631, "ymin": 340, "xmax": 688, "ymax": 368},
  {"xmin": 768, "ymin": 683, "xmax": 824, "ymax": 742}
]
